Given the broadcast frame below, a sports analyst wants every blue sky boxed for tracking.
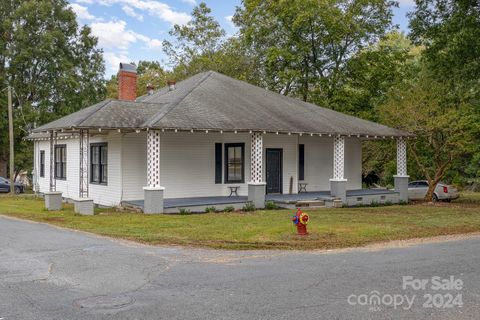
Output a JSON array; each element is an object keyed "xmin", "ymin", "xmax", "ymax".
[{"xmin": 68, "ymin": 0, "xmax": 416, "ymax": 78}]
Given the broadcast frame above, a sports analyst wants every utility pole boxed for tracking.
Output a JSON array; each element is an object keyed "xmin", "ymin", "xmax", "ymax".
[{"xmin": 7, "ymin": 86, "xmax": 14, "ymax": 195}]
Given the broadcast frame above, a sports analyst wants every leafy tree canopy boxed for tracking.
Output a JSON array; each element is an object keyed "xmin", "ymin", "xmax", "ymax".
[
  {"xmin": 0, "ymin": 0, "xmax": 105, "ymax": 177},
  {"xmin": 233, "ymin": 0, "xmax": 396, "ymax": 104}
]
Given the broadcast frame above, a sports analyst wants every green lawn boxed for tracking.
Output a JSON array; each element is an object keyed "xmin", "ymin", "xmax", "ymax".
[{"xmin": 1, "ymin": 194, "xmax": 480, "ymax": 250}]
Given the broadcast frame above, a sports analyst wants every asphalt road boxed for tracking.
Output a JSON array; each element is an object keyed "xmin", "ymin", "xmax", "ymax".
[{"xmin": 1, "ymin": 216, "xmax": 479, "ymax": 320}]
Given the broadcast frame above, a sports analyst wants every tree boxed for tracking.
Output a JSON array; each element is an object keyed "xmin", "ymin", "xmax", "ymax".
[
  {"xmin": 408, "ymin": 0, "xmax": 480, "ymax": 186},
  {"xmin": 338, "ymin": 31, "xmax": 421, "ymax": 120},
  {"xmin": 233, "ymin": 0, "xmax": 396, "ymax": 105},
  {"xmin": 409, "ymin": 0, "xmax": 480, "ymax": 100},
  {"xmin": 379, "ymin": 68, "xmax": 476, "ymax": 200},
  {"xmin": 163, "ymin": 2, "xmax": 226, "ymax": 77},
  {"xmin": 136, "ymin": 61, "xmax": 168, "ymax": 97},
  {"xmin": 0, "ymin": 0, "xmax": 105, "ymax": 178}
]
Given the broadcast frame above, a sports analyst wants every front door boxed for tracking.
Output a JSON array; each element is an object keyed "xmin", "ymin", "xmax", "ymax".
[{"xmin": 266, "ymin": 149, "xmax": 283, "ymax": 194}]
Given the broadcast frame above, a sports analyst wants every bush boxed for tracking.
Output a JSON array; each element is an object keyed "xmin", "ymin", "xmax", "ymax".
[
  {"xmin": 242, "ymin": 201, "xmax": 255, "ymax": 212},
  {"xmin": 370, "ymin": 201, "xmax": 380, "ymax": 207},
  {"xmin": 223, "ymin": 206, "xmax": 235, "ymax": 212},
  {"xmin": 178, "ymin": 208, "xmax": 191, "ymax": 215},
  {"xmin": 264, "ymin": 200, "xmax": 279, "ymax": 210},
  {"xmin": 205, "ymin": 206, "xmax": 217, "ymax": 213}
]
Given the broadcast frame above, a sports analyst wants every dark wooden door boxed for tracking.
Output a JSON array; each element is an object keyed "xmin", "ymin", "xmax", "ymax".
[{"xmin": 266, "ymin": 149, "xmax": 283, "ymax": 194}]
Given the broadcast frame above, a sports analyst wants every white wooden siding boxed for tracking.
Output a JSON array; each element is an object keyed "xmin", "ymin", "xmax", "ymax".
[
  {"xmin": 298, "ymin": 136, "xmax": 362, "ymax": 191},
  {"xmin": 121, "ymin": 131, "xmax": 147, "ymax": 201},
  {"xmin": 160, "ymin": 132, "xmax": 251, "ymax": 198},
  {"xmin": 89, "ymin": 132, "xmax": 122, "ymax": 206}
]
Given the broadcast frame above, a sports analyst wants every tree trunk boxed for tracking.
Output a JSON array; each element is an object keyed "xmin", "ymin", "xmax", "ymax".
[
  {"xmin": 424, "ymin": 183, "xmax": 437, "ymax": 201},
  {"xmin": 423, "ymin": 161, "xmax": 451, "ymax": 202}
]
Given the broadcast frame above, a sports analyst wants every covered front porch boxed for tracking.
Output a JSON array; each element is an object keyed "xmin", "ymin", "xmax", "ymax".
[
  {"xmin": 124, "ymin": 189, "xmax": 400, "ymax": 213},
  {"xmin": 139, "ymin": 130, "xmax": 409, "ymax": 213}
]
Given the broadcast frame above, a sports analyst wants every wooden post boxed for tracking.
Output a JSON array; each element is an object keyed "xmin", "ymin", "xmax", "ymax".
[{"xmin": 7, "ymin": 86, "xmax": 14, "ymax": 195}]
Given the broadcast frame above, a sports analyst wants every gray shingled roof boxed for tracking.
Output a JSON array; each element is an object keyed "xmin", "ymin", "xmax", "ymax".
[{"xmin": 32, "ymin": 71, "xmax": 412, "ymax": 137}]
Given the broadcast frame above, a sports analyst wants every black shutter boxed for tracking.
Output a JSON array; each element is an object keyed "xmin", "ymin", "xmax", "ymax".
[
  {"xmin": 299, "ymin": 144, "xmax": 305, "ymax": 181},
  {"xmin": 40, "ymin": 151, "xmax": 45, "ymax": 177},
  {"xmin": 215, "ymin": 143, "xmax": 222, "ymax": 183}
]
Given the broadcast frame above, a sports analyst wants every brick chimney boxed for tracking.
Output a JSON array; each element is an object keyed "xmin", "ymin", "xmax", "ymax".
[{"xmin": 118, "ymin": 63, "xmax": 137, "ymax": 101}]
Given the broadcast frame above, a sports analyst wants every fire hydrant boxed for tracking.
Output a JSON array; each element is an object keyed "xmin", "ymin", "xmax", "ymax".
[{"xmin": 292, "ymin": 208, "xmax": 309, "ymax": 235}]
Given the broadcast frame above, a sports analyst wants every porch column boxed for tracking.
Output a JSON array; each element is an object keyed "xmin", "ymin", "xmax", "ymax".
[
  {"xmin": 74, "ymin": 129, "xmax": 94, "ymax": 215},
  {"xmin": 330, "ymin": 135, "xmax": 347, "ymax": 204},
  {"xmin": 394, "ymin": 137, "xmax": 409, "ymax": 203},
  {"xmin": 33, "ymin": 140, "xmax": 39, "ymax": 193},
  {"xmin": 143, "ymin": 130, "xmax": 165, "ymax": 214},
  {"xmin": 248, "ymin": 132, "xmax": 266, "ymax": 209},
  {"xmin": 44, "ymin": 130, "xmax": 62, "ymax": 210}
]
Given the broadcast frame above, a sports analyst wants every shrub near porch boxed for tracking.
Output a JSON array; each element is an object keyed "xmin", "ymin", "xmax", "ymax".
[{"xmin": 0, "ymin": 195, "xmax": 480, "ymax": 250}]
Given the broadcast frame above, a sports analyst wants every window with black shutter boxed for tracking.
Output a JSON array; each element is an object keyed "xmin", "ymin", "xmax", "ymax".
[
  {"xmin": 40, "ymin": 150, "xmax": 45, "ymax": 178},
  {"xmin": 224, "ymin": 143, "xmax": 245, "ymax": 183},
  {"xmin": 90, "ymin": 143, "xmax": 108, "ymax": 184},
  {"xmin": 54, "ymin": 145, "xmax": 67, "ymax": 180}
]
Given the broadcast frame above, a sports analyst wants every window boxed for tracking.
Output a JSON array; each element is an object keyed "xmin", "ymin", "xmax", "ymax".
[
  {"xmin": 54, "ymin": 145, "xmax": 67, "ymax": 180},
  {"xmin": 40, "ymin": 150, "xmax": 45, "ymax": 178},
  {"xmin": 224, "ymin": 143, "xmax": 245, "ymax": 183},
  {"xmin": 215, "ymin": 143, "xmax": 222, "ymax": 184},
  {"xmin": 298, "ymin": 144, "xmax": 305, "ymax": 181},
  {"xmin": 91, "ymin": 143, "xmax": 108, "ymax": 184}
]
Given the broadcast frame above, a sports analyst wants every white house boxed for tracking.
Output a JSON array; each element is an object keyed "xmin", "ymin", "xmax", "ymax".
[{"xmin": 28, "ymin": 63, "xmax": 412, "ymax": 214}]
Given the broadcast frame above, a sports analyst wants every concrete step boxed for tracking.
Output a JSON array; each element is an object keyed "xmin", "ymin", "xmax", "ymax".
[
  {"xmin": 121, "ymin": 201, "xmax": 143, "ymax": 212},
  {"xmin": 295, "ymin": 200, "xmax": 326, "ymax": 208}
]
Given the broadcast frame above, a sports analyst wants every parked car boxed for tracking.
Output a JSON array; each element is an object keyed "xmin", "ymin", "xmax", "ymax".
[
  {"xmin": 407, "ymin": 180, "xmax": 459, "ymax": 202},
  {"xmin": 0, "ymin": 177, "xmax": 25, "ymax": 194}
]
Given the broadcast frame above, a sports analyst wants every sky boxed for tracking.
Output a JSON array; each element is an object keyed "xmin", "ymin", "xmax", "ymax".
[{"xmin": 68, "ymin": 0, "xmax": 416, "ymax": 78}]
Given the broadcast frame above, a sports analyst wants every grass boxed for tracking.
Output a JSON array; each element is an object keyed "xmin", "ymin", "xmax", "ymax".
[
  {"xmin": 452, "ymin": 191, "xmax": 480, "ymax": 204},
  {"xmin": 1, "ymin": 194, "xmax": 480, "ymax": 250}
]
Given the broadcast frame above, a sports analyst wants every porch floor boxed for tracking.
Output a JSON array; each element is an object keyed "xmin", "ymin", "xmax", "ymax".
[{"xmin": 123, "ymin": 189, "xmax": 397, "ymax": 209}]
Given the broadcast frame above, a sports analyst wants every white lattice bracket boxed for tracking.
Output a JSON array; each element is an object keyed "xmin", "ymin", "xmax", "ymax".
[
  {"xmin": 396, "ymin": 138, "xmax": 407, "ymax": 176},
  {"xmin": 332, "ymin": 136, "xmax": 345, "ymax": 180},
  {"xmin": 147, "ymin": 130, "xmax": 161, "ymax": 187},
  {"xmin": 49, "ymin": 131, "xmax": 57, "ymax": 192},
  {"xmin": 250, "ymin": 132, "xmax": 263, "ymax": 183},
  {"xmin": 79, "ymin": 129, "xmax": 89, "ymax": 198}
]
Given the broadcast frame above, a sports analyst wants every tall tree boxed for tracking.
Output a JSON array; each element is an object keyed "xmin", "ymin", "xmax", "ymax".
[
  {"xmin": 409, "ymin": 0, "xmax": 480, "ymax": 101},
  {"xmin": 339, "ymin": 31, "xmax": 421, "ymax": 120},
  {"xmin": 379, "ymin": 67, "xmax": 476, "ymax": 200},
  {"xmin": 408, "ymin": 0, "xmax": 480, "ymax": 186},
  {"xmin": 0, "ymin": 0, "xmax": 105, "ymax": 178},
  {"xmin": 233, "ymin": 0, "xmax": 395, "ymax": 106},
  {"xmin": 163, "ymin": 2, "xmax": 226, "ymax": 77}
]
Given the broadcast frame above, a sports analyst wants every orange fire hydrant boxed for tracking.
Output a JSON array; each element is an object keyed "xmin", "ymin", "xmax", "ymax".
[{"xmin": 292, "ymin": 208, "xmax": 309, "ymax": 235}]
